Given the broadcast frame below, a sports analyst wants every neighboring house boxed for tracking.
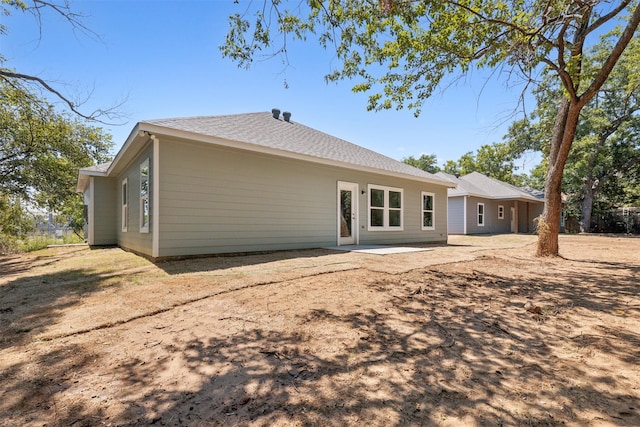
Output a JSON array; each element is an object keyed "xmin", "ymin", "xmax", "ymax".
[
  {"xmin": 435, "ymin": 171, "xmax": 545, "ymax": 235},
  {"xmin": 77, "ymin": 110, "xmax": 455, "ymax": 259}
]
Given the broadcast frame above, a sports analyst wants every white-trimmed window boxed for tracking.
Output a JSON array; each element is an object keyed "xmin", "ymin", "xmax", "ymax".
[
  {"xmin": 121, "ymin": 178, "xmax": 128, "ymax": 232},
  {"xmin": 477, "ymin": 203, "xmax": 485, "ymax": 226},
  {"xmin": 368, "ymin": 184, "xmax": 403, "ymax": 230},
  {"xmin": 498, "ymin": 205, "xmax": 505, "ymax": 220},
  {"xmin": 140, "ymin": 158, "xmax": 150, "ymax": 233},
  {"xmin": 421, "ymin": 192, "xmax": 435, "ymax": 230}
]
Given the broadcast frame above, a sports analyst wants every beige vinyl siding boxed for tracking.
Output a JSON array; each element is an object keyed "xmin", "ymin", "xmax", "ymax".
[
  {"xmin": 447, "ymin": 196, "xmax": 465, "ymax": 234},
  {"xmin": 157, "ymin": 138, "xmax": 447, "ymax": 257},
  {"xmin": 466, "ymin": 198, "xmax": 514, "ymax": 234},
  {"xmin": 91, "ymin": 177, "xmax": 117, "ymax": 245},
  {"xmin": 492, "ymin": 201, "xmax": 513, "ymax": 234},
  {"xmin": 116, "ymin": 143, "xmax": 153, "ymax": 256},
  {"xmin": 466, "ymin": 197, "xmax": 502, "ymax": 234}
]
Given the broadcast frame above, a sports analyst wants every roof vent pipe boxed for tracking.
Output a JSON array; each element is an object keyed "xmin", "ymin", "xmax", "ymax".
[
  {"xmin": 283, "ymin": 111, "xmax": 291, "ymax": 122},
  {"xmin": 271, "ymin": 108, "xmax": 280, "ymax": 119}
]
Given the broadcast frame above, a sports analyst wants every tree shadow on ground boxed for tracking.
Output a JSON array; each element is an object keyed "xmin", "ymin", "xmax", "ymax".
[
  {"xmin": 0, "ymin": 247, "xmax": 154, "ymax": 351},
  {"xmin": 47, "ymin": 255, "xmax": 637, "ymax": 425},
  {"xmin": 0, "ymin": 246, "xmax": 87, "ymax": 276},
  {"xmin": 0, "ymin": 343, "xmax": 104, "ymax": 427},
  {"xmin": 0, "ymin": 268, "xmax": 118, "ymax": 350},
  {"xmin": 1, "ymin": 249, "xmax": 638, "ymax": 426}
]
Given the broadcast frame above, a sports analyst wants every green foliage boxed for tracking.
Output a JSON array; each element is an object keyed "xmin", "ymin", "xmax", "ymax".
[
  {"xmin": 440, "ymin": 142, "xmax": 529, "ymax": 186},
  {"xmin": 0, "ymin": 80, "xmax": 113, "ymax": 236},
  {"xmin": 0, "ymin": 80, "xmax": 113, "ymax": 203},
  {"xmin": 522, "ymin": 162, "xmax": 547, "ymax": 190},
  {"xmin": 0, "ymin": 231, "xmax": 84, "ymax": 254},
  {"xmin": 0, "ymin": 192, "xmax": 86, "ymax": 253},
  {"xmin": 402, "ymin": 153, "xmax": 440, "ymax": 173},
  {"xmin": 0, "ymin": 194, "xmax": 33, "ymax": 236},
  {"xmin": 222, "ymin": 1, "xmax": 638, "ymax": 116},
  {"xmin": 506, "ymin": 28, "xmax": 640, "ymax": 229}
]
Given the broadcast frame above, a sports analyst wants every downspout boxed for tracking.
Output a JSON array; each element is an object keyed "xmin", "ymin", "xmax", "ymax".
[{"xmin": 151, "ymin": 135, "xmax": 160, "ymax": 258}]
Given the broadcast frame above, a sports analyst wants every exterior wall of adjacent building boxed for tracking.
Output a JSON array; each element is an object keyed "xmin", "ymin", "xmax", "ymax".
[
  {"xmin": 87, "ymin": 176, "xmax": 117, "ymax": 245},
  {"xmin": 447, "ymin": 196, "xmax": 465, "ymax": 234},
  {"xmin": 153, "ymin": 137, "xmax": 448, "ymax": 258},
  {"xmin": 465, "ymin": 197, "xmax": 513, "ymax": 235},
  {"xmin": 450, "ymin": 197, "xmax": 544, "ymax": 235}
]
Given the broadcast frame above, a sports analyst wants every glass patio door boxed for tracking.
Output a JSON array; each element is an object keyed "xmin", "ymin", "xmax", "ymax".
[{"xmin": 338, "ymin": 182, "xmax": 358, "ymax": 245}]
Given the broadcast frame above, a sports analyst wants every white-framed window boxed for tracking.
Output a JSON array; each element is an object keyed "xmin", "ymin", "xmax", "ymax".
[
  {"xmin": 121, "ymin": 178, "xmax": 128, "ymax": 232},
  {"xmin": 477, "ymin": 203, "xmax": 485, "ymax": 226},
  {"xmin": 368, "ymin": 184, "xmax": 403, "ymax": 230},
  {"xmin": 498, "ymin": 205, "xmax": 504, "ymax": 220},
  {"xmin": 140, "ymin": 158, "xmax": 150, "ymax": 233},
  {"xmin": 421, "ymin": 192, "xmax": 435, "ymax": 230}
]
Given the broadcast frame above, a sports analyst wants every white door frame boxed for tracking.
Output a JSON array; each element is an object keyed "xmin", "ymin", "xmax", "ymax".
[{"xmin": 337, "ymin": 181, "xmax": 359, "ymax": 246}]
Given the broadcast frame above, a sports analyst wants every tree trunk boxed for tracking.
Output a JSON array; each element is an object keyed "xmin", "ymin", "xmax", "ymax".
[
  {"xmin": 537, "ymin": 181, "xmax": 563, "ymax": 256},
  {"xmin": 580, "ymin": 183, "xmax": 595, "ymax": 233},
  {"xmin": 537, "ymin": 99, "xmax": 582, "ymax": 256},
  {"xmin": 535, "ymin": 2, "xmax": 640, "ymax": 256}
]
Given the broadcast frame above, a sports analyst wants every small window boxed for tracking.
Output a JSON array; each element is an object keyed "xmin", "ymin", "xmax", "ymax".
[
  {"xmin": 121, "ymin": 178, "xmax": 128, "ymax": 232},
  {"xmin": 422, "ymin": 192, "xmax": 435, "ymax": 230},
  {"xmin": 368, "ymin": 185, "xmax": 403, "ymax": 230},
  {"xmin": 140, "ymin": 159, "xmax": 149, "ymax": 233},
  {"xmin": 477, "ymin": 203, "xmax": 485, "ymax": 226},
  {"xmin": 498, "ymin": 205, "xmax": 504, "ymax": 220}
]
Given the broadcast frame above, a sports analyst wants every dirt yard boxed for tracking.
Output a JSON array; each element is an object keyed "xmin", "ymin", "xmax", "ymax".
[{"xmin": 0, "ymin": 234, "xmax": 638, "ymax": 426}]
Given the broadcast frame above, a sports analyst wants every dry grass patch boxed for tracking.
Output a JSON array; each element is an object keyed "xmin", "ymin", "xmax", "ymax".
[{"xmin": 0, "ymin": 234, "xmax": 638, "ymax": 426}]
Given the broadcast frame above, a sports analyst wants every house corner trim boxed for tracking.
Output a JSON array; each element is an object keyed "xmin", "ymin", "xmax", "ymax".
[
  {"xmin": 151, "ymin": 135, "xmax": 160, "ymax": 258},
  {"xmin": 88, "ymin": 177, "xmax": 95, "ymax": 245}
]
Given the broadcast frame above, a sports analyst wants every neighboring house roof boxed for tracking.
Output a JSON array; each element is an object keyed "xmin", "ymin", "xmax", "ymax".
[
  {"xmin": 520, "ymin": 187, "xmax": 545, "ymax": 200},
  {"xmin": 78, "ymin": 111, "xmax": 454, "ymax": 192},
  {"xmin": 435, "ymin": 171, "xmax": 544, "ymax": 203}
]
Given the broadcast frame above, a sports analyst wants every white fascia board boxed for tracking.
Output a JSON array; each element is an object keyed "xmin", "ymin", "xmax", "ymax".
[
  {"xmin": 136, "ymin": 123, "xmax": 456, "ymax": 188},
  {"xmin": 105, "ymin": 123, "xmax": 143, "ymax": 176},
  {"xmin": 449, "ymin": 190, "xmax": 543, "ymax": 203},
  {"xmin": 449, "ymin": 190, "xmax": 484, "ymax": 199},
  {"xmin": 491, "ymin": 195, "xmax": 545, "ymax": 203}
]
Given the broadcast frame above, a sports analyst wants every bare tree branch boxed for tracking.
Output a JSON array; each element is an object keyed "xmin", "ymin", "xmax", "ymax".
[
  {"xmin": 0, "ymin": 71, "xmax": 127, "ymax": 124},
  {"xmin": 28, "ymin": 0, "xmax": 101, "ymax": 43}
]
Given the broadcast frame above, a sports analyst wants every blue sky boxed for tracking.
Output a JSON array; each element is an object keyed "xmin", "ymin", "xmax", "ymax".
[{"xmin": 3, "ymin": 1, "xmax": 538, "ymax": 171}]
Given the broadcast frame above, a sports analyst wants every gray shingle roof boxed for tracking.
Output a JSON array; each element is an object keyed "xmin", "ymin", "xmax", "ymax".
[
  {"xmin": 141, "ymin": 112, "xmax": 451, "ymax": 185},
  {"xmin": 435, "ymin": 171, "xmax": 543, "ymax": 202},
  {"xmin": 79, "ymin": 162, "xmax": 111, "ymax": 174}
]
